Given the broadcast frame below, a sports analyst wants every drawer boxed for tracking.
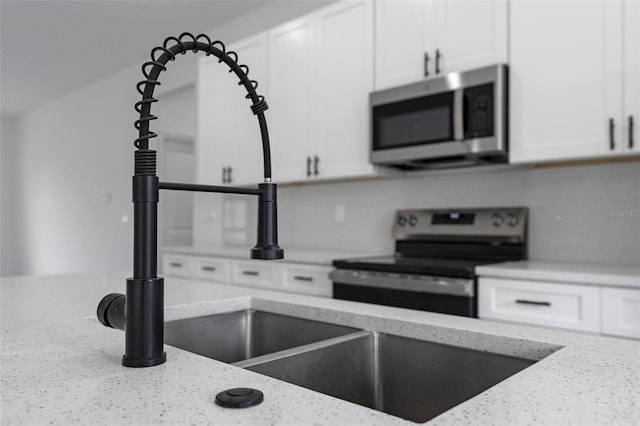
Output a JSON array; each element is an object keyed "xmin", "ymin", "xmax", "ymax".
[
  {"xmin": 478, "ymin": 277, "xmax": 600, "ymax": 332},
  {"xmin": 279, "ymin": 264, "xmax": 333, "ymax": 297},
  {"xmin": 193, "ymin": 257, "xmax": 229, "ymax": 283},
  {"xmin": 162, "ymin": 255, "xmax": 194, "ymax": 278},
  {"xmin": 231, "ymin": 260, "xmax": 276, "ymax": 288},
  {"xmin": 602, "ymin": 287, "xmax": 640, "ymax": 339}
]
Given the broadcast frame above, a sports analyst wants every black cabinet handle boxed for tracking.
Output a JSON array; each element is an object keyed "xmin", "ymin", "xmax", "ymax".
[
  {"xmin": 516, "ymin": 299, "xmax": 551, "ymax": 307},
  {"xmin": 201, "ymin": 266, "xmax": 216, "ymax": 272},
  {"xmin": 228, "ymin": 166, "xmax": 233, "ymax": 183},
  {"xmin": 424, "ymin": 52, "xmax": 430, "ymax": 77},
  {"xmin": 630, "ymin": 115, "xmax": 635, "ymax": 149},
  {"xmin": 222, "ymin": 167, "xmax": 227, "ymax": 184},
  {"xmin": 609, "ymin": 118, "xmax": 615, "ymax": 150},
  {"xmin": 306, "ymin": 156, "xmax": 312, "ymax": 177},
  {"xmin": 293, "ymin": 275, "xmax": 313, "ymax": 282},
  {"xmin": 313, "ymin": 155, "xmax": 319, "ymax": 176},
  {"xmin": 242, "ymin": 270, "xmax": 259, "ymax": 276},
  {"xmin": 169, "ymin": 262, "xmax": 183, "ymax": 268},
  {"xmin": 435, "ymin": 49, "xmax": 441, "ymax": 75}
]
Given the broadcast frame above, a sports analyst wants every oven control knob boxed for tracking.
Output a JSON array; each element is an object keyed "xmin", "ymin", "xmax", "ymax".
[
  {"xmin": 408, "ymin": 215, "xmax": 418, "ymax": 227},
  {"xmin": 397, "ymin": 215, "xmax": 407, "ymax": 227},
  {"xmin": 506, "ymin": 213, "xmax": 519, "ymax": 227},
  {"xmin": 491, "ymin": 213, "xmax": 504, "ymax": 227}
]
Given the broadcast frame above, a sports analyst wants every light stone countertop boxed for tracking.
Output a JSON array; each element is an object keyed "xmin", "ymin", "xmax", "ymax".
[
  {"xmin": 2, "ymin": 270, "xmax": 640, "ymax": 425},
  {"xmin": 161, "ymin": 245, "xmax": 382, "ymax": 265},
  {"xmin": 476, "ymin": 260, "xmax": 640, "ymax": 289}
]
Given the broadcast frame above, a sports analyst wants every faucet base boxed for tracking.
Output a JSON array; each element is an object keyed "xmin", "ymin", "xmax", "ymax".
[
  {"xmin": 123, "ymin": 277, "xmax": 166, "ymax": 367},
  {"xmin": 123, "ymin": 353, "xmax": 166, "ymax": 368}
]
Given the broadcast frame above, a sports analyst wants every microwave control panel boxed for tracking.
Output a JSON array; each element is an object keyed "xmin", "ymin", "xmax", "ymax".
[{"xmin": 463, "ymin": 83, "xmax": 495, "ymax": 139}]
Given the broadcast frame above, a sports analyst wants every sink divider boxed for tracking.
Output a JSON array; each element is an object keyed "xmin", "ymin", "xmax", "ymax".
[{"xmin": 234, "ymin": 330, "xmax": 372, "ymax": 369}]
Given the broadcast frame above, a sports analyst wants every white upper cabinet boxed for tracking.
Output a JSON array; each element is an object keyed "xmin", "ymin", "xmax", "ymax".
[
  {"xmin": 269, "ymin": 0, "xmax": 376, "ymax": 183},
  {"xmin": 374, "ymin": 0, "xmax": 507, "ymax": 90},
  {"xmin": 228, "ymin": 34, "xmax": 269, "ymax": 186},
  {"xmin": 433, "ymin": 0, "xmax": 507, "ymax": 73},
  {"xmin": 375, "ymin": 0, "xmax": 431, "ymax": 89},
  {"xmin": 197, "ymin": 33, "xmax": 268, "ymax": 186},
  {"xmin": 268, "ymin": 18, "xmax": 315, "ymax": 183},
  {"xmin": 197, "ymin": 53, "xmax": 226, "ymax": 185},
  {"xmin": 313, "ymin": 0, "xmax": 375, "ymax": 180},
  {"xmin": 624, "ymin": 0, "xmax": 640, "ymax": 154},
  {"xmin": 509, "ymin": 0, "xmax": 625, "ymax": 164}
]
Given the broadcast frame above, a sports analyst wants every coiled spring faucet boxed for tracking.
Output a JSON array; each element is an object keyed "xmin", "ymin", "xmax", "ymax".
[{"xmin": 97, "ymin": 33, "xmax": 283, "ymax": 367}]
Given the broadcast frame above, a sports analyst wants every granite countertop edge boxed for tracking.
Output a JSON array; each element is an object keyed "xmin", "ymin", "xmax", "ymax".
[
  {"xmin": 476, "ymin": 260, "xmax": 640, "ymax": 288},
  {"xmin": 161, "ymin": 245, "xmax": 383, "ymax": 265}
]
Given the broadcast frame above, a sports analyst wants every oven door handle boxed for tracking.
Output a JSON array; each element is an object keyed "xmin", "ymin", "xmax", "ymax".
[{"xmin": 329, "ymin": 269, "xmax": 474, "ymax": 297}]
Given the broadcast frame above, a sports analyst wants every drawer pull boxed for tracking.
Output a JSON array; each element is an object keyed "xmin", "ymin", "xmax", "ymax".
[
  {"xmin": 169, "ymin": 262, "xmax": 183, "ymax": 268},
  {"xmin": 516, "ymin": 299, "xmax": 551, "ymax": 307},
  {"xmin": 242, "ymin": 270, "xmax": 259, "ymax": 276},
  {"xmin": 609, "ymin": 118, "xmax": 615, "ymax": 150},
  {"xmin": 201, "ymin": 266, "xmax": 217, "ymax": 272},
  {"xmin": 293, "ymin": 275, "xmax": 313, "ymax": 282}
]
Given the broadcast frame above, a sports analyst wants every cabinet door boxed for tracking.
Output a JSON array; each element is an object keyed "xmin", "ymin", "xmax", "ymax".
[
  {"xmin": 230, "ymin": 260, "xmax": 277, "ymax": 289},
  {"xmin": 624, "ymin": 0, "xmax": 640, "ymax": 154},
  {"xmin": 602, "ymin": 287, "xmax": 640, "ymax": 339},
  {"xmin": 197, "ymin": 57, "xmax": 231, "ymax": 185},
  {"xmin": 433, "ymin": 0, "xmax": 507, "ymax": 74},
  {"xmin": 374, "ymin": 0, "xmax": 432, "ymax": 90},
  {"xmin": 509, "ymin": 0, "xmax": 623, "ymax": 164},
  {"xmin": 268, "ymin": 18, "xmax": 315, "ymax": 183},
  {"xmin": 162, "ymin": 254, "xmax": 194, "ymax": 278},
  {"xmin": 193, "ymin": 256, "xmax": 229, "ymax": 283},
  {"xmin": 478, "ymin": 277, "xmax": 600, "ymax": 333},
  {"xmin": 228, "ymin": 34, "xmax": 269, "ymax": 186},
  {"xmin": 279, "ymin": 264, "xmax": 333, "ymax": 297},
  {"xmin": 313, "ymin": 1, "xmax": 375, "ymax": 180}
]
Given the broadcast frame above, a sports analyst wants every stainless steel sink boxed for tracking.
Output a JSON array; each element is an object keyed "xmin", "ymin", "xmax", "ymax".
[
  {"xmin": 164, "ymin": 309, "xmax": 359, "ymax": 364},
  {"xmin": 241, "ymin": 331, "xmax": 536, "ymax": 423}
]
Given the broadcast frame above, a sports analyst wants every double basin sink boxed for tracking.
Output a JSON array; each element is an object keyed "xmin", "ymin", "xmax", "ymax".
[{"xmin": 165, "ymin": 309, "xmax": 537, "ymax": 423}]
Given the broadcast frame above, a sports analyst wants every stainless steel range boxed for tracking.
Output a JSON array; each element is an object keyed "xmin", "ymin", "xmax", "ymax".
[{"xmin": 331, "ymin": 207, "xmax": 528, "ymax": 317}]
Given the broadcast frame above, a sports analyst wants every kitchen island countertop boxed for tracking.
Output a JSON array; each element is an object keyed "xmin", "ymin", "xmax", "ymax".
[{"xmin": 2, "ymin": 271, "xmax": 639, "ymax": 425}]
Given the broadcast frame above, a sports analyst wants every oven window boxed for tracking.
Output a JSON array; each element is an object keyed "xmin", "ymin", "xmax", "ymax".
[{"xmin": 373, "ymin": 91, "xmax": 454, "ymax": 151}]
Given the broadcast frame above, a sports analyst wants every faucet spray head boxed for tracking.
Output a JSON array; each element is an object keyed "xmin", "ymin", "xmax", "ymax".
[{"xmin": 251, "ymin": 182, "xmax": 284, "ymax": 260}]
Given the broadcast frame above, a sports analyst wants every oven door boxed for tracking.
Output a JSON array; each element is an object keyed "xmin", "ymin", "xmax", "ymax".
[{"xmin": 330, "ymin": 269, "xmax": 477, "ymax": 318}]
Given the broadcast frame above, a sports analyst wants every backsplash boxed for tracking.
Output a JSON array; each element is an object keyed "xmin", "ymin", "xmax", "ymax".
[{"xmin": 203, "ymin": 161, "xmax": 640, "ymax": 266}]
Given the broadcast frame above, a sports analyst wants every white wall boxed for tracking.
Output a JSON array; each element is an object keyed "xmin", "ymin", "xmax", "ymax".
[
  {"xmin": 16, "ymin": 67, "xmax": 138, "ymax": 275},
  {"xmin": 1, "ymin": 115, "xmax": 23, "ymax": 276}
]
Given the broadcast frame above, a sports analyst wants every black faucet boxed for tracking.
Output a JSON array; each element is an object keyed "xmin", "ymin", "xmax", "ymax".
[{"xmin": 96, "ymin": 33, "xmax": 283, "ymax": 368}]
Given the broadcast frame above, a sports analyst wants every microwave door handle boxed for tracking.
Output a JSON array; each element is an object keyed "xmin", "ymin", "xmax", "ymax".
[{"xmin": 454, "ymin": 89, "xmax": 464, "ymax": 141}]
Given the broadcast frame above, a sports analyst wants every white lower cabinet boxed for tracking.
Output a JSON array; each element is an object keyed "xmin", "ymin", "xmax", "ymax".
[
  {"xmin": 478, "ymin": 277, "xmax": 600, "ymax": 333},
  {"xmin": 479, "ymin": 277, "xmax": 640, "ymax": 339},
  {"xmin": 193, "ymin": 257, "xmax": 229, "ymax": 283},
  {"xmin": 279, "ymin": 264, "xmax": 333, "ymax": 297},
  {"xmin": 162, "ymin": 255, "xmax": 194, "ymax": 278},
  {"xmin": 601, "ymin": 287, "xmax": 640, "ymax": 339},
  {"xmin": 231, "ymin": 260, "xmax": 278, "ymax": 289},
  {"xmin": 162, "ymin": 253, "xmax": 333, "ymax": 297}
]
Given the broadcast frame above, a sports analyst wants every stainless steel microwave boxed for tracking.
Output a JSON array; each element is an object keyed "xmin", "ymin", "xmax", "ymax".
[{"xmin": 370, "ymin": 64, "xmax": 508, "ymax": 169}]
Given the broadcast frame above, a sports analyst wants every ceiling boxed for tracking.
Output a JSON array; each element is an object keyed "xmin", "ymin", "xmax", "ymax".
[{"xmin": 0, "ymin": 0, "xmax": 272, "ymax": 116}]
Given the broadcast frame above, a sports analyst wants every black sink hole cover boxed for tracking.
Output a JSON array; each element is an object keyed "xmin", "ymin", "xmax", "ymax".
[{"xmin": 215, "ymin": 388, "xmax": 264, "ymax": 408}]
